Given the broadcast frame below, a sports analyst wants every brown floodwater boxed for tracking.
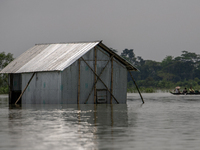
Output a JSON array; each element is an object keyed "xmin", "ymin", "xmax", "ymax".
[{"xmin": 1, "ymin": 93, "xmax": 200, "ymax": 150}]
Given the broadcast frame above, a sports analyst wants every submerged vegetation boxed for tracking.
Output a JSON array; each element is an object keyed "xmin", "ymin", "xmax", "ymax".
[
  {"xmin": 127, "ymin": 86, "xmax": 156, "ymax": 93},
  {"xmin": 127, "ymin": 79, "xmax": 200, "ymax": 93}
]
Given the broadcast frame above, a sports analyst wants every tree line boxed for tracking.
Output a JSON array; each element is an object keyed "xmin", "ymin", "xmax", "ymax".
[{"xmin": 120, "ymin": 48, "xmax": 200, "ymax": 92}]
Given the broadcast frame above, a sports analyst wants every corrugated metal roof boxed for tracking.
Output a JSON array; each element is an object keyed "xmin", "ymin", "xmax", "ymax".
[
  {"xmin": 1, "ymin": 42, "xmax": 99, "ymax": 73},
  {"xmin": 0, "ymin": 41, "xmax": 138, "ymax": 73}
]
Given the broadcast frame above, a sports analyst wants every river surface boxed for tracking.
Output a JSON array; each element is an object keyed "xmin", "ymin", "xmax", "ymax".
[{"xmin": 1, "ymin": 93, "xmax": 200, "ymax": 150}]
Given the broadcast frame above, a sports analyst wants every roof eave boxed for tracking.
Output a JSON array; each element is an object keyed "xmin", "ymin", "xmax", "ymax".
[{"xmin": 98, "ymin": 42, "xmax": 138, "ymax": 71}]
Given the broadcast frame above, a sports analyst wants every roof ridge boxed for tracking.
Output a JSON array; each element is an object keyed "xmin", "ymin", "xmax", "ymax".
[{"xmin": 35, "ymin": 40, "xmax": 102, "ymax": 45}]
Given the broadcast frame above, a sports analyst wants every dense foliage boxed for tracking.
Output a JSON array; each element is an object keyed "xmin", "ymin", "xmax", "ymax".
[
  {"xmin": 0, "ymin": 52, "xmax": 14, "ymax": 94},
  {"xmin": 120, "ymin": 49, "xmax": 200, "ymax": 92}
]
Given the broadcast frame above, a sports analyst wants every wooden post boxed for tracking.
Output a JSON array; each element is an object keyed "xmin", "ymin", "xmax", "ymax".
[
  {"xmin": 111, "ymin": 56, "xmax": 113, "ymax": 104},
  {"xmin": 9, "ymin": 74, "xmax": 13, "ymax": 104},
  {"xmin": 94, "ymin": 104, "xmax": 97, "ymax": 126},
  {"xmin": 78, "ymin": 59, "xmax": 81, "ymax": 104},
  {"xmin": 128, "ymin": 70, "xmax": 144, "ymax": 103},
  {"xmin": 81, "ymin": 57, "xmax": 119, "ymax": 104},
  {"xmin": 84, "ymin": 56, "xmax": 114, "ymax": 104},
  {"xmin": 15, "ymin": 72, "xmax": 35, "ymax": 105},
  {"xmin": 110, "ymin": 104, "xmax": 113, "ymax": 127},
  {"xmin": 94, "ymin": 47, "xmax": 97, "ymax": 104},
  {"xmin": 77, "ymin": 104, "xmax": 81, "ymax": 123}
]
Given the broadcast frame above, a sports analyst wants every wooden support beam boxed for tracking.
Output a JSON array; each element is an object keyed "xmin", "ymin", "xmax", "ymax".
[
  {"xmin": 94, "ymin": 104, "xmax": 97, "ymax": 125},
  {"xmin": 77, "ymin": 104, "xmax": 81, "ymax": 123},
  {"xmin": 110, "ymin": 104, "xmax": 113, "ymax": 127},
  {"xmin": 15, "ymin": 72, "xmax": 35, "ymax": 105},
  {"xmin": 94, "ymin": 47, "xmax": 97, "ymax": 104},
  {"xmin": 9, "ymin": 74, "xmax": 13, "ymax": 104},
  {"xmin": 111, "ymin": 56, "xmax": 113, "ymax": 104},
  {"xmin": 77, "ymin": 59, "xmax": 81, "ymax": 104},
  {"xmin": 84, "ymin": 55, "xmax": 114, "ymax": 104},
  {"xmin": 128, "ymin": 70, "xmax": 144, "ymax": 103},
  {"xmin": 81, "ymin": 57, "xmax": 119, "ymax": 104}
]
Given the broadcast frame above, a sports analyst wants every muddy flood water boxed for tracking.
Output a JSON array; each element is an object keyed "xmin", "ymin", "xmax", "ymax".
[{"xmin": 1, "ymin": 93, "xmax": 200, "ymax": 150}]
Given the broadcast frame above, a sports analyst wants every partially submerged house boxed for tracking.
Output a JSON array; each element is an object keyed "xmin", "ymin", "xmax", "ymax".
[{"xmin": 0, "ymin": 41, "xmax": 141, "ymax": 104}]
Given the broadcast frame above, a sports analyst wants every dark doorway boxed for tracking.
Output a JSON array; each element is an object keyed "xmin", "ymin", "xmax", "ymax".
[{"xmin": 9, "ymin": 74, "xmax": 22, "ymax": 104}]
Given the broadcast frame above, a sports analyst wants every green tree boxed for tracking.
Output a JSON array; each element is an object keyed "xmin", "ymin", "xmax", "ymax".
[
  {"xmin": 0, "ymin": 52, "xmax": 14, "ymax": 69},
  {"xmin": 121, "ymin": 49, "xmax": 136, "ymax": 65},
  {"xmin": 180, "ymin": 51, "xmax": 200, "ymax": 63},
  {"xmin": 161, "ymin": 56, "xmax": 173, "ymax": 68},
  {"xmin": 0, "ymin": 52, "xmax": 14, "ymax": 93},
  {"xmin": 136, "ymin": 56, "xmax": 145, "ymax": 66}
]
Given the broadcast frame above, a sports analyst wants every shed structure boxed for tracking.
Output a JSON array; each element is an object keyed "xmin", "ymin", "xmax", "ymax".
[{"xmin": 0, "ymin": 41, "xmax": 139, "ymax": 104}]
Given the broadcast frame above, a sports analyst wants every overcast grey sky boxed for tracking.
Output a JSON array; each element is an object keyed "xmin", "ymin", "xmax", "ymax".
[{"xmin": 1, "ymin": 0, "xmax": 200, "ymax": 61}]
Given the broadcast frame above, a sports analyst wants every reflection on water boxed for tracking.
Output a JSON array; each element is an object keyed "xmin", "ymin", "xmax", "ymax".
[{"xmin": 1, "ymin": 93, "xmax": 200, "ymax": 150}]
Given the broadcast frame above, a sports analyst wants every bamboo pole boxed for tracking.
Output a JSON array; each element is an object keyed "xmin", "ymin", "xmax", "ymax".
[
  {"xmin": 110, "ymin": 104, "xmax": 113, "ymax": 127},
  {"xmin": 94, "ymin": 104, "xmax": 97, "ymax": 126},
  {"xmin": 111, "ymin": 56, "xmax": 113, "ymax": 104},
  {"xmin": 9, "ymin": 74, "xmax": 13, "ymax": 104},
  {"xmin": 84, "ymin": 56, "xmax": 114, "ymax": 104},
  {"xmin": 94, "ymin": 47, "xmax": 97, "ymax": 104},
  {"xmin": 77, "ymin": 104, "xmax": 81, "ymax": 123},
  {"xmin": 128, "ymin": 70, "xmax": 144, "ymax": 103},
  {"xmin": 78, "ymin": 59, "xmax": 81, "ymax": 104},
  {"xmin": 81, "ymin": 57, "xmax": 119, "ymax": 104},
  {"xmin": 15, "ymin": 72, "xmax": 35, "ymax": 105}
]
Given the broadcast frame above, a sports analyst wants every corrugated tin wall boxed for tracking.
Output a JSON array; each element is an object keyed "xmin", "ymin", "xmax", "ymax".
[
  {"xmin": 61, "ymin": 61, "xmax": 79, "ymax": 104},
  {"xmin": 12, "ymin": 74, "xmax": 22, "ymax": 91},
  {"xmin": 22, "ymin": 72, "xmax": 61, "ymax": 104},
  {"xmin": 112, "ymin": 58, "xmax": 127, "ymax": 104}
]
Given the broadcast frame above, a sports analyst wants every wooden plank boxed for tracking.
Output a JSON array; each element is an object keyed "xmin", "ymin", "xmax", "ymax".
[
  {"xmin": 81, "ymin": 57, "xmax": 119, "ymax": 104},
  {"xmin": 128, "ymin": 70, "xmax": 144, "ymax": 103},
  {"xmin": 15, "ymin": 72, "xmax": 35, "ymax": 105}
]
